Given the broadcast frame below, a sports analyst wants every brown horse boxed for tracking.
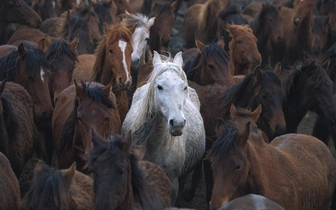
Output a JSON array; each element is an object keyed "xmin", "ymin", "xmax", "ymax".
[
  {"xmin": 184, "ymin": 0, "xmax": 229, "ymax": 48},
  {"xmin": 227, "ymin": 24, "xmax": 261, "ymax": 75},
  {"xmin": 0, "ymin": 152, "xmax": 21, "ymax": 210},
  {"xmin": 183, "ymin": 39, "xmax": 234, "ymax": 87},
  {"xmin": 52, "ymin": 81, "xmax": 121, "ymax": 172},
  {"xmin": 7, "ymin": 27, "xmax": 51, "ymax": 45},
  {"xmin": 279, "ymin": 57, "xmax": 336, "ymax": 133},
  {"xmin": 208, "ymin": 108, "xmax": 336, "ymax": 210},
  {"xmin": 0, "ymin": 42, "xmax": 53, "ymax": 163},
  {"xmin": 0, "ymin": 44, "xmax": 17, "ymax": 57},
  {"xmin": 44, "ymin": 37, "xmax": 79, "ymax": 103},
  {"xmin": 0, "ymin": 80, "xmax": 35, "ymax": 177},
  {"xmin": 113, "ymin": 0, "xmax": 132, "ymax": 15},
  {"xmin": 88, "ymin": 132, "xmax": 172, "ymax": 209},
  {"xmin": 0, "ymin": 0, "xmax": 42, "ymax": 44},
  {"xmin": 187, "ymin": 67, "xmax": 286, "ymax": 205},
  {"xmin": 218, "ymin": 194, "xmax": 285, "ymax": 210},
  {"xmin": 22, "ymin": 161, "xmax": 94, "ymax": 210},
  {"xmin": 73, "ymin": 23, "xmax": 135, "ymax": 122},
  {"xmin": 249, "ymin": 3, "xmax": 284, "ymax": 67},
  {"xmin": 92, "ymin": 0, "xmax": 118, "ymax": 34},
  {"xmin": 148, "ymin": 1, "xmax": 177, "ymax": 51},
  {"xmin": 32, "ymin": 0, "xmax": 57, "ymax": 21},
  {"xmin": 311, "ymin": 15, "xmax": 336, "ymax": 56}
]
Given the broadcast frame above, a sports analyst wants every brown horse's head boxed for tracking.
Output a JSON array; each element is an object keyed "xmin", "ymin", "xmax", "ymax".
[
  {"xmin": 32, "ymin": 0, "xmax": 57, "ymax": 21},
  {"xmin": 114, "ymin": 0, "xmax": 132, "ymax": 15},
  {"xmin": 293, "ymin": 0, "xmax": 315, "ymax": 25},
  {"xmin": 311, "ymin": 15, "xmax": 331, "ymax": 55},
  {"xmin": 74, "ymin": 81, "xmax": 121, "ymax": 155},
  {"xmin": 228, "ymin": 24, "xmax": 261, "ymax": 74},
  {"xmin": 208, "ymin": 120, "xmax": 252, "ymax": 209},
  {"xmin": 92, "ymin": 0, "xmax": 118, "ymax": 34},
  {"xmin": 149, "ymin": 1, "xmax": 177, "ymax": 50},
  {"xmin": 0, "ymin": 0, "xmax": 42, "ymax": 27},
  {"xmin": 21, "ymin": 160, "xmax": 76, "ymax": 210},
  {"xmin": 45, "ymin": 37, "xmax": 78, "ymax": 104},
  {"xmin": 95, "ymin": 23, "xmax": 135, "ymax": 89},
  {"xmin": 0, "ymin": 40, "xmax": 53, "ymax": 123}
]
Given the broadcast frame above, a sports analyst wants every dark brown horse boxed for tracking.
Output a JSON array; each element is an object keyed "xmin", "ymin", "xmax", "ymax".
[
  {"xmin": 22, "ymin": 161, "xmax": 94, "ymax": 210},
  {"xmin": 280, "ymin": 57, "xmax": 336, "ymax": 133},
  {"xmin": 0, "ymin": 0, "xmax": 42, "ymax": 44},
  {"xmin": 249, "ymin": 3, "xmax": 284, "ymax": 67},
  {"xmin": 183, "ymin": 39, "xmax": 234, "ymax": 87},
  {"xmin": 72, "ymin": 23, "xmax": 135, "ymax": 122},
  {"xmin": 44, "ymin": 37, "xmax": 79, "ymax": 103},
  {"xmin": 218, "ymin": 194, "xmax": 285, "ymax": 210},
  {"xmin": 0, "ymin": 80, "xmax": 35, "ymax": 177},
  {"xmin": 208, "ymin": 109, "xmax": 336, "ymax": 210},
  {"xmin": 88, "ymin": 132, "xmax": 172, "ymax": 209},
  {"xmin": 0, "ymin": 152, "xmax": 21, "ymax": 210},
  {"xmin": 227, "ymin": 24, "xmax": 261, "ymax": 75},
  {"xmin": 311, "ymin": 15, "xmax": 336, "ymax": 56},
  {"xmin": 32, "ymin": 0, "xmax": 57, "ymax": 21},
  {"xmin": 92, "ymin": 0, "xmax": 118, "ymax": 34},
  {"xmin": 52, "ymin": 81, "xmax": 121, "ymax": 172},
  {"xmin": 0, "ymin": 42, "xmax": 53, "ymax": 163}
]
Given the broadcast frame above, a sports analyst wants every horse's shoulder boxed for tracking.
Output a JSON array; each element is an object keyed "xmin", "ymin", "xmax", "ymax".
[{"xmin": 187, "ymin": 86, "xmax": 201, "ymax": 110}]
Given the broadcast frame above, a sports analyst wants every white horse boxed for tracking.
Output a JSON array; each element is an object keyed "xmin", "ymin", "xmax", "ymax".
[{"xmin": 122, "ymin": 51, "xmax": 206, "ymax": 205}]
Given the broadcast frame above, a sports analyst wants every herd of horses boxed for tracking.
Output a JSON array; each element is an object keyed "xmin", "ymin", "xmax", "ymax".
[{"xmin": 1, "ymin": 0, "xmax": 336, "ymax": 209}]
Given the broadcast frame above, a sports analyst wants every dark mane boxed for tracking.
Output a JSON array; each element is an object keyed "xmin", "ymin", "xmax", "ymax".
[
  {"xmin": 22, "ymin": 163, "xmax": 70, "ymax": 209},
  {"xmin": 219, "ymin": 4, "xmax": 247, "ymax": 25},
  {"xmin": 283, "ymin": 56, "xmax": 331, "ymax": 95},
  {"xmin": 62, "ymin": 16, "xmax": 89, "ymax": 39},
  {"xmin": 76, "ymin": 4, "xmax": 98, "ymax": 19},
  {"xmin": 151, "ymin": 2, "xmax": 173, "ymax": 16},
  {"xmin": 312, "ymin": 15, "xmax": 329, "ymax": 34},
  {"xmin": 81, "ymin": 82, "xmax": 115, "ymax": 108},
  {"xmin": 207, "ymin": 122, "xmax": 238, "ymax": 168},
  {"xmin": 0, "ymin": 47, "xmax": 50, "ymax": 81},
  {"xmin": 219, "ymin": 70, "xmax": 282, "ymax": 113},
  {"xmin": 184, "ymin": 43, "xmax": 230, "ymax": 80},
  {"xmin": 46, "ymin": 38, "xmax": 78, "ymax": 64}
]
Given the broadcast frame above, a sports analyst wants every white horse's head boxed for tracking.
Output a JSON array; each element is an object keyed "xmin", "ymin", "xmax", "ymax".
[
  {"xmin": 124, "ymin": 11, "xmax": 155, "ymax": 69},
  {"xmin": 152, "ymin": 51, "xmax": 187, "ymax": 136}
]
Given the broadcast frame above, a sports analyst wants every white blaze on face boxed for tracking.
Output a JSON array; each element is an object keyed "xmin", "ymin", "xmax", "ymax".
[
  {"xmin": 118, "ymin": 40, "xmax": 131, "ymax": 84},
  {"xmin": 40, "ymin": 67, "xmax": 45, "ymax": 83}
]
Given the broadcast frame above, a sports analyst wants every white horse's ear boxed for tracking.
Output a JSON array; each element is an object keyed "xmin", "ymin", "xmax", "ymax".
[
  {"xmin": 173, "ymin": 52, "xmax": 183, "ymax": 68},
  {"xmin": 153, "ymin": 51, "xmax": 162, "ymax": 67},
  {"xmin": 125, "ymin": 10, "xmax": 130, "ymax": 15},
  {"xmin": 147, "ymin": 17, "xmax": 156, "ymax": 28}
]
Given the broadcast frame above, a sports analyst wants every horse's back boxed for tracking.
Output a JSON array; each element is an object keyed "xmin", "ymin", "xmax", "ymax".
[
  {"xmin": 219, "ymin": 194, "xmax": 285, "ymax": 210},
  {"xmin": 0, "ymin": 45, "xmax": 17, "ymax": 57},
  {"xmin": 271, "ymin": 133, "xmax": 336, "ymax": 209},
  {"xmin": 7, "ymin": 28, "xmax": 49, "ymax": 45},
  {"xmin": 0, "ymin": 152, "xmax": 21, "ymax": 210},
  {"xmin": 72, "ymin": 54, "xmax": 96, "ymax": 83}
]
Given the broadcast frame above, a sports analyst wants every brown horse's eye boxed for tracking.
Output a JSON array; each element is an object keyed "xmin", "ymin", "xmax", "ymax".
[
  {"xmin": 235, "ymin": 164, "xmax": 242, "ymax": 170},
  {"xmin": 208, "ymin": 64, "xmax": 215, "ymax": 69},
  {"xmin": 28, "ymin": 76, "xmax": 34, "ymax": 81},
  {"xmin": 237, "ymin": 40, "xmax": 243, "ymax": 44},
  {"xmin": 109, "ymin": 49, "xmax": 113, "ymax": 54}
]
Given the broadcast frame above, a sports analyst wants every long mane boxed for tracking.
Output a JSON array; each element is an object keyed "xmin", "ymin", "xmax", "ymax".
[
  {"xmin": 131, "ymin": 55, "xmax": 187, "ymax": 132},
  {"xmin": 121, "ymin": 12, "xmax": 152, "ymax": 30}
]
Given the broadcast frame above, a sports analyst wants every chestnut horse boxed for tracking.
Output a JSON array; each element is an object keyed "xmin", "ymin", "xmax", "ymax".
[
  {"xmin": 88, "ymin": 132, "xmax": 172, "ymax": 209},
  {"xmin": 279, "ymin": 57, "xmax": 336, "ymax": 133},
  {"xmin": 249, "ymin": 3, "xmax": 284, "ymax": 67},
  {"xmin": 184, "ymin": 0, "xmax": 229, "ymax": 48},
  {"xmin": 0, "ymin": 81, "xmax": 35, "ymax": 177},
  {"xmin": 22, "ymin": 161, "xmax": 94, "ymax": 210},
  {"xmin": 72, "ymin": 23, "xmax": 135, "ymax": 122},
  {"xmin": 44, "ymin": 37, "xmax": 79, "ymax": 104},
  {"xmin": 227, "ymin": 24, "xmax": 261, "ymax": 75},
  {"xmin": 208, "ymin": 108, "xmax": 336, "ymax": 210},
  {"xmin": 0, "ymin": 0, "xmax": 42, "ymax": 44},
  {"xmin": 52, "ymin": 81, "xmax": 121, "ymax": 172},
  {"xmin": 0, "ymin": 152, "xmax": 21, "ymax": 210},
  {"xmin": 218, "ymin": 194, "xmax": 285, "ymax": 210},
  {"xmin": 0, "ymin": 42, "xmax": 53, "ymax": 163}
]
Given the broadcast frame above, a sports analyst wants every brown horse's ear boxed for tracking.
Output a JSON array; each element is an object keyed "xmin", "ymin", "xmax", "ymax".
[
  {"xmin": 322, "ymin": 58, "xmax": 331, "ymax": 74},
  {"xmin": 237, "ymin": 121, "xmax": 250, "ymax": 146},
  {"xmin": 251, "ymin": 104, "xmax": 262, "ymax": 122},
  {"xmin": 44, "ymin": 36, "xmax": 53, "ymax": 52},
  {"xmin": 103, "ymin": 22, "xmax": 110, "ymax": 34},
  {"xmin": 33, "ymin": 160, "xmax": 45, "ymax": 174},
  {"xmin": 37, "ymin": 38, "xmax": 46, "ymax": 52},
  {"xmin": 227, "ymin": 24, "xmax": 237, "ymax": 36},
  {"xmin": 254, "ymin": 65, "xmax": 262, "ymax": 80},
  {"xmin": 103, "ymin": 82, "xmax": 112, "ymax": 95},
  {"xmin": 195, "ymin": 39, "xmax": 205, "ymax": 52},
  {"xmin": 170, "ymin": 0, "xmax": 177, "ymax": 13},
  {"xmin": 215, "ymin": 118, "xmax": 226, "ymax": 137},
  {"xmin": 273, "ymin": 62, "xmax": 282, "ymax": 76},
  {"xmin": 74, "ymin": 80, "xmax": 85, "ymax": 99},
  {"xmin": 62, "ymin": 162, "xmax": 76, "ymax": 187},
  {"xmin": 229, "ymin": 103, "xmax": 238, "ymax": 120},
  {"xmin": 69, "ymin": 35, "xmax": 79, "ymax": 52},
  {"xmin": 217, "ymin": 36, "xmax": 225, "ymax": 49},
  {"xmin": 129, "ymin": 24, "xmax": 137, "ymax": 34},
  {"xmin": 18, "ymin": 43, "xmax": 27, "ymax": 59},
  {"xmin": 0, "ymin": 80, "xmax": 7, "ymax": 96}
]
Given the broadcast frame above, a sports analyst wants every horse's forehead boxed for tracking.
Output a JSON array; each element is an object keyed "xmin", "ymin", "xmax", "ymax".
[
  {"xmin": 156, "ymin": 71, "xmax": 186, "ymax": 86},
  {"xmin": 133, "ymin": 27, "xmax": 149, "ymax": 42}
]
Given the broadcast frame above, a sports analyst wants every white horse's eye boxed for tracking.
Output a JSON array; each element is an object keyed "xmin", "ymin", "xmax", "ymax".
[
  {"xmin": 145, "ymin": 37, "xmax": 149, "ymax": 41},
  {"xmin": 184, "ymin": 86, "xmax": 187, "ymax": 90},
  {"xmin": 157, "ymin": 85, "xmax": 163, "ymax": 90}
]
